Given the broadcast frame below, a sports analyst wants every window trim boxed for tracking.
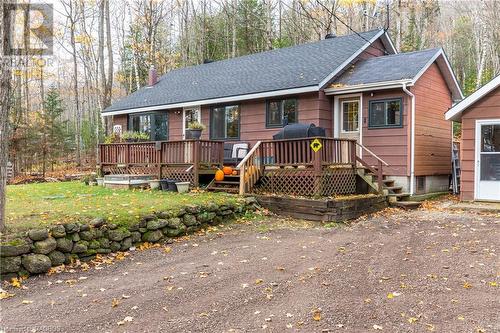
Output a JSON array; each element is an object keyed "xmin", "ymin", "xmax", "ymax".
[
  {"xmin": 209, "ymin": 104, "xmax": 241, "ymax": 141},
  {"xmin": 265, "ymin": 98, "xmax": 299, "ymax": 128},
  {"xmin": 368, "ymin": 98, "xmax": 403, "ymax": 129},
  {"xmin": 128, "ymin": 111, "xmax": 169, "ymax": 141},
  {"xmin": 340, "ymin": 99, "xmax": 360, "ymax": 133}
]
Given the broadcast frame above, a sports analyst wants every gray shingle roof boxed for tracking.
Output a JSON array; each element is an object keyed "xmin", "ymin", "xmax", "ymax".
[
  {"xmin": 104, "ymin": 29, "xmax": 383, "ymax": 113},
  {"xmin": 333, "ymin": 48, "xmax": 441, "ymax": 86}
]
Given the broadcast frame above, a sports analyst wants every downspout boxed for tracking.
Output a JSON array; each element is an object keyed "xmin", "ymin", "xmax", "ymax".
[{"xmin": 402, "ymin": 82, "xmax": 415, "ymax": 196}]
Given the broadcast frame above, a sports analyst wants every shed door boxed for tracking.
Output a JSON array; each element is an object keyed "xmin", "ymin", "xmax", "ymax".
[{"xmin": 476, "ymin": 120, "xmax": 500, "ymax": 201}]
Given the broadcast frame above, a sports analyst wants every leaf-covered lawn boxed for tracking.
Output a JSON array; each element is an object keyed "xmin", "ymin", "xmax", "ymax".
[{"xmin": 5, "ymin": 182, "xmax": 237, "ymax": 233}]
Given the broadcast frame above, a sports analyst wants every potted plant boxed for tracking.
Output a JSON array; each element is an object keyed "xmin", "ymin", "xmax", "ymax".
[
  {"xmin": 175, "ymin": 181, "xmax": 190, "ymax": 193},
  {"xmin": 121, "ymin": 131, "xmax": 136, "ymax": 142},
  {"xmin": 82, "ymin": 174, "xmax": 97, "ymax": 186},
  {"xmin": 134, "ymin": 132, "xmax": 150, "ymax": 142},
  {"xmin": 186, "ymin": 122, "xmax": 206, "ymax": 140},
  {"xmin": 149, "ymin": 179, "xmax": 160, "ymax": 190}
]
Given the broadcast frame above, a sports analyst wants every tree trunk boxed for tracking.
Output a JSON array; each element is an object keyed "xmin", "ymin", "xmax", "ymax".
[{"xmin": 0, "ymin": 10, "xmax": 13, "ymax": 232}]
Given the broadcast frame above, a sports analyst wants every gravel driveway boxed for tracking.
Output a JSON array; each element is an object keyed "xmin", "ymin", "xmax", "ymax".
[{"xmin": 1, "ymin": 204, "xmax": 499, "ymax": 333}]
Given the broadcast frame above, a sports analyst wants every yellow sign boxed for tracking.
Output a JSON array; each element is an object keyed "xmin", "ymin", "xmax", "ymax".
[{"xmin": 310, "ymin": 138, "xmax": 322, "ymax": 152}]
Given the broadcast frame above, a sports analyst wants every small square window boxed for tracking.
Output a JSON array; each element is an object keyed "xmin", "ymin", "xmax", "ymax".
[
  {"xmin": 266, "ymin": 98, "xmax": 298, "ymax": 128},
  {"xmin": 368, "ymin": 98, "xmax": 403, "ymax": 128}
]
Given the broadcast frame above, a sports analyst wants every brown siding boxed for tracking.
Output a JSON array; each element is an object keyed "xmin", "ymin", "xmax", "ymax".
[
  {"xmin": 112, "ymin": 114, "xmax": 128, "ymax": 131},
  {"xmin": 460, "ymin": 85, "xmax": 500, "ymax": 200},
  {"xmin": 362, "ymin": 89, "xmax": 410, "ymax": 176},
  {"xmin": 412, "ymin": 63, "xmax": 453, "ymax": 176}
]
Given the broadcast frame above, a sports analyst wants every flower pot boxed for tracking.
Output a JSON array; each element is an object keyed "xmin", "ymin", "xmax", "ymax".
[
  {"xmin": 159, "ymin": 179, "xmax": 169, "ymax": 191},
  {"xmin": 175, "ymin": 182, "xmax": 190, "ymax": 193},
  {"xmin": 187, "ymin": 129, "xmax": 202, "ymax": 140},
  {"xmin": 167, "ymin": 179, "xmax": 179, "ymax": 191},
  {"xmin": 96, "ymin": 177, "xmax": 104, "ymax": 186},
  {"xmin": 149, "ymin": 180, "xmax": 160, "ymax": 190}
]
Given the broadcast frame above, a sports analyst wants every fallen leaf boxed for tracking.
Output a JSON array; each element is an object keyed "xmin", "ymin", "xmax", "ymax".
[
  {"xmin": 373, "ymin": 324, "xmax": 383, "ymax": 330},
  {"xmin": 463, "ymin": 282, "xmax": 473, "ymax": 289},
  {"xmin": 10, "ymin": 278, "xmax": 22, "ymax": 288},
  {"xmin": 312, "ymin": 308, "xmax": 321, "ymax": 321},
  {"xmin": 111, "ymin": 298, "xmax": 120, "ymax": 308},
  {"xmin": 117, "ymin": 316, "xmax": 133, "ymax": 325},
  {"xmin": 255, "ymin": 279, "xmax": 263, "ymax": 285},
  {"xmin": 22, "ymin": 300, "xmax": 33, "ymax": 304},
  {"xmin": 0, "ymin": 291, "xmax": 15, "ymax": 300}
]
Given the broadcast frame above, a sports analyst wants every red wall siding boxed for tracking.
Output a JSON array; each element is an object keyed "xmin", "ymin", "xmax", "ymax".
[
  {"xmin": 362, "ymin": 89, "xmax": 410, "ymax": 176},
  {"xmin": 412, "ymin": 63, "xmax": 453, "ymax": 176},
  {"xmin": 460, "ymin": 86, "xmax": 500, "ymax": 200}
]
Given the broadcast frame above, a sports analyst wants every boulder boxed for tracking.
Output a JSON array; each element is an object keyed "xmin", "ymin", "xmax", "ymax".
[
  {"xmin": 79, "ymin": 230, "xmax": 96, "ymax": 241},
  {"xmin": 146, "ymin": 219, "xmax": 168, "ymax": 230},
  {"xmin": 90, "ymin": 217, "xmax": 105, "ymax": 228},
  {"xmin": 142, "ymin": 230, "xmax": 163, "ymax": 242},
  {"xmin": 94, "ymin": 229, "xmax": 103, "ymax": 239},
  {"xmin": 22, "ymin": 254, "xmax": 51, "ymax": 274},
  {"xmin": 166, "ymin": 218, "xmax": 182, "ymax": 228},
  {"xmin": 33, "ymin": 237, "xmax": 57, "ymax": 254},
  {"xmin": 183, "ymin": 214, "xmax": 198, "ymax": 227},
  {"xmin": 48, "ymin": 251, "xmax": 66, "ymax": 266},
  {"xmin": 28, "ymin": 229, "xmax": 49, "ymax": 241},
  {"xmin": 88, "ymin": 240, "xmax": 100, "ymax": 250},
  {"xmin": 98, "ymin": 238, "xmax": 110, "ymax": 248},
  {"xmin": 121, "ymin": 237, "xmax": 133, "ymax": 251},
  {"xmin": 96, "ymin": 248, "xmax": 112, "ymax": 254},
  {"xmin": 71, "ymin": 233, "xmax": 80, "ymax": 242},
  {"xmin": 128, "ymin": 223, "xmax": 140, "ymax": 232},
  {"xmin": 185, "ymin": 205, "xmax": 201, "ymax": 214},
  {"xmin": 0, "ymin": 240, "xmax": 30, "ymax": 257},
  {"xmin": 141, "ymin": 214, "xmax": 157, "ymax": 222},
  {"xmin": 71, "ymin": 241, "xmax": 88, "ymax": 254},
  {"xmin": 64, "ymin": 223, "xmax": 80, "ymax": 234},
  {"xmin": 0, "ymin": 256, "xmax": 22, "ymax": 273},
  {"xmin": 197, "ymin": 212, "xmax": 216, "ymax": 224},
  {"xmin": 64, "ymin": 253, "xmax": 79, "ymax": 265},
  {"xmin": 157, "ymin": 211, "xmax": 174, "ymax": 219},
  {"xmin": 107, "ymin": 229, "xmax": 131, "ymax": 242},
  {"xmin": 79, "ymin": 224, "xmax": 90, "ymax": 232},
  {"xmin": 107, "ymin": 223, "xmax": 118, "ymax": 230},
  {"xmin": 50, "ymin": 225, "xmax": 66, "ymax": 238},
  {"xmin": 176, "ymin": 208, "xmax": 187, "ymax": 217},
  {"xmin": 56, "ymin": 237, "xmax": 74, "ymax": 253},
  {"xmin": 110, "ymin": 241, "xmax": 121, "ymax": 252},
  {"xmin": 205, "ymin": 202, "xmax": 219, "ymax": 212},
  {"xmin": 130, "ymin": 232, "xmax": 142, "ymax": 243},
  {"xmin": 162, "ymin": 225, "xmax": 186, "ymax": 237},
  {"xmin": 245, "ymin": 196, "xmax": 258, "ymax": 205}
]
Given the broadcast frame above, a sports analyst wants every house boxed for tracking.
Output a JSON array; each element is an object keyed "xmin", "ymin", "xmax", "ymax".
[
  {"xmin": 445, "ymin": 75, "xmax": 500, "ymax": 202},
  {"xmin": 101, "ymin": 28, "xmax": 463, "ymax": 197}
]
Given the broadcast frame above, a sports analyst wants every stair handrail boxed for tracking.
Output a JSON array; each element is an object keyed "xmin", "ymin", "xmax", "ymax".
[
  {"xmin": 236, "ymin": 141, "xmax": 263, "ymax": 195},
  {"xmin": 355, "ymin": 142, "xmax": 389, "ymax": 194},
  {"xmin": 355, "ymin": 142, "xmax": 389, "ymax": 166}
]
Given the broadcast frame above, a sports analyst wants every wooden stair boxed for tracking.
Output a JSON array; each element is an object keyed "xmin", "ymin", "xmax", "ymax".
[
  {"xmin": 358, "ymin": 166, "xmax": 421, "ymax": 209},
  {"xmin": 206, "ymin": 174, "xmax": 240, "ymax": 193}
]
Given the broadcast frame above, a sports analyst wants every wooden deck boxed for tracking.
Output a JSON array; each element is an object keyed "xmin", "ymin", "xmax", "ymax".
[{"xmin": 98, "ymin": 137, "xmax": 387, "ymax": 196}]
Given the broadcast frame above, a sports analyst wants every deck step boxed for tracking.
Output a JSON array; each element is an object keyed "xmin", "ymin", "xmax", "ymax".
[
  {"xmin": 214, "ymin": 180, "xmax": 240, "ymax": 185},
  {"xmin": 206, "ymin": 187, "xmax": 239, "ymax": 193},
  {"xmin": 385, "ymin": 186, "xmax": 403, "ymax": 193},
  {"xmin": 390, "ymin": 201, "xmax": 422, "ymax": 209},
  {"xmin": 387, "ymin": 192, "xmax": 411, "ymax": 198}
]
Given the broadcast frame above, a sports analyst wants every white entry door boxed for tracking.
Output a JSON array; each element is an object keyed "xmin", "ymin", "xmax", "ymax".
[
  {"xmin": 475, "ymin": 120, "xmax": 500, "ymax": 201},
  {"xmin": 183, "ymin": 107, "xmax": 201, "ymax": 139}
]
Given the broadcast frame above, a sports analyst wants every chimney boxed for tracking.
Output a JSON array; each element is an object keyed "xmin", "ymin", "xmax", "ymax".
[{"xmin": 148, "ymin": 65, "xmax": 158, "ymax": 86}]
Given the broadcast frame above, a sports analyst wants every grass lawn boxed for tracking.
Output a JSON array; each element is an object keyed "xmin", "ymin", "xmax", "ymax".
[{"xmin": 5, "ymin": 181, "xmax": 237, "ymax": 233}]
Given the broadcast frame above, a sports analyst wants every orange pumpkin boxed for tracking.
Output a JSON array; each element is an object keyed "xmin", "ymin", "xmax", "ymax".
[
  {"xmin": 222, "ymin": 166, "xmax": 233, "ymax": 175},
  {"xmin": 215, "ymin": 169, "xmax": 225, "ymax": 181},
  {"xmin": 232, "ymin": 170, "xmax": 238, "ymax": 175}
]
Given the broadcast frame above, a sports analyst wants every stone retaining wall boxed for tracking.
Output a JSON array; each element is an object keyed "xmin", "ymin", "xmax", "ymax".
[{"xmin": 0, "ymin": 198, "xmax": 259, "ymax": 281}]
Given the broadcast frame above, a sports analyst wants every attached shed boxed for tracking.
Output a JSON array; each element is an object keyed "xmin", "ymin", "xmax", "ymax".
[{"xmin": 445, "ymin": 75, "xmax": 500, "ymax": 201}]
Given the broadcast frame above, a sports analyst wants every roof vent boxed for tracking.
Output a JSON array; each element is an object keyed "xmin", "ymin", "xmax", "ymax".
[
  {"xmin": 148, "ymin": 65, "xmax": 158, "ymax": 86},
  {"xmin": 325, "ymin": 33, "xmax": 336, "ymax": 39},
  {"xmin": 203, "ymin": 59, "xmax": 214, "ymax": 64}
]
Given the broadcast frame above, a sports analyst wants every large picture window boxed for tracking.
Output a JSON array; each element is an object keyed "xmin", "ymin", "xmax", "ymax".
[
  {"xmin": 368, "ymin": 98, "xmax": 403, "ymax": 128},
  {"xmin": 210, "ymin": 105, "xmax": 240, "ymax": 140},
  {"xmin": 129, "ymin": 112, "xmax": 168, "ymax": 141},
  {"xmin": 266, "ymin": 98, "xmax": 298, "ymax": 127}
]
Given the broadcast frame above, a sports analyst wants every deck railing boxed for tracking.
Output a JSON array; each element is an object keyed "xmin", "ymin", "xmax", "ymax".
[
  {"xmin": 99, "ymin": 140, "xmax": 224, "ymax": 166},
  {"xmin": 260, "ymin": 137, "xmax": 356, "ymax": 167}
]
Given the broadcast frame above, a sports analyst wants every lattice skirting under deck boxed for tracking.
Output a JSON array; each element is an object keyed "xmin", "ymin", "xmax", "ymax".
[
  {"xmin": 254, "ymin": 167, "xmax": 356, "ymax": 197},
  {"xmin": 161, "ymin": 166, "xmax": 195, "ymax": 185}
]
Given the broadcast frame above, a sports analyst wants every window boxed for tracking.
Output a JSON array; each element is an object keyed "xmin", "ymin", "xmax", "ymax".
[
  {"xmin": 369, "ymin": 98, "xmax": 403, "ymax": 128},
  {"xmin": 129, "ymin": 112, "xmax": 168, "ymax": 141},
  {"xmin": 341, "ymin": 100, "xmax": 359, "ymax": 132},
  {"xmin": 266, "ymin": 98, "xmax": 298, "ymax": 127},
  {"xmin": 210, "ymin": 105, "xmax": 240, "ymax": 140}
]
